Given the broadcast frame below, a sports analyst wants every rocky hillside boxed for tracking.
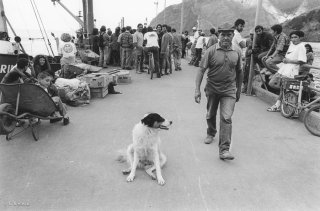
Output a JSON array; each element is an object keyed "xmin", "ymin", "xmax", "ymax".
[
  {"xmin": 282, "ymin": 9, "xmax": 320, "ymax": 42},
  {"xmin": 150, "ymin": 0, "xmax": 320, "ymax": 41}
]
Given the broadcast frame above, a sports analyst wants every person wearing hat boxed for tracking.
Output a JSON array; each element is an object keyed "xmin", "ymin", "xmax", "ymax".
[{"xmin": 194, "ymin": 23, "xmax": 243, "ymax": 161}]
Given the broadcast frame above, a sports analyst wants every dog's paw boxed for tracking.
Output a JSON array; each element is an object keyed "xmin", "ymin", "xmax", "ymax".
[
  {"xmin": 122, "ymin": 168, "xmax": 131, "ymax": 175},
  {"xmin": 157, "ymin": 177, "xmax": 165, "ymax": 186},
  {"xmin": 126, "ymin": 174, "xmax": 135, "ymax": 182}
]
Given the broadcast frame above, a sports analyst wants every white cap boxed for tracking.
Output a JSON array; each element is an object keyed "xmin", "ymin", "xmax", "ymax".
[{"xmin": 192, "ymin": 27, "xmax": 197, "ymax": 30}]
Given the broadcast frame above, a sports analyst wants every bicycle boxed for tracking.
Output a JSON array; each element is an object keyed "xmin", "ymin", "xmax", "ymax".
[
  {"xmin": 148, "ymin": 52, "xmax": 155, "ymax": 79},
  {"xmin": 280, "ymin": 75, "xmax": 320, "ymax": 137}
]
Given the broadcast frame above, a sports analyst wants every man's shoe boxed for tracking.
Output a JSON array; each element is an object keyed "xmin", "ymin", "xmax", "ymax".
[
  {"xmin": 63, "ymin": 117, "xmax": 70, "ymax": 126},
  {"xmin": 50, "ymin": 117, "xmax": 63, "ymax": 123},
  {"xmin": 204, "ymin": 135, "xmax": 214, "ymax": 144},
  {"xmin": 219, "ymin": 151, "xmax": 235, "ymax": 160}
]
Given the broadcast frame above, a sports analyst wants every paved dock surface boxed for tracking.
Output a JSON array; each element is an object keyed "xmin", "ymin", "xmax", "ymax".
[{"xmin": 1, "ymin": 60, "xmax": 319, "ymax": 210}]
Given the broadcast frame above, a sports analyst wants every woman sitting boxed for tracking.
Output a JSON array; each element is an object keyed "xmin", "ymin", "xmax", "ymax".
[
  {"xmin": 267, "ymin": 30, "xmax": 307, "ymax": 112},
  {"xmin": 299, "ymin": 44, "xmax": 314, "ymax": 76},
  {"xmin": 33, "ymin": 55, "xmax": 53, "ymax": 77}
]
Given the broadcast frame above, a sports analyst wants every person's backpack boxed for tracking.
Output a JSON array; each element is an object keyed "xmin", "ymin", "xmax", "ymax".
[
  {"xmin": 98, "ymin": 33, "xmax": 105, "ymax": 48},
  {"xmin": 121, "ymin": 32, "xmax": 132, "ymax": 48}
]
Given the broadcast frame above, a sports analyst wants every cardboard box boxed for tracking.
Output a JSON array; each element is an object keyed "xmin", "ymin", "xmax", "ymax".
[
  {"xmin": 90, "ymin": 86, "xmax": 108, "ymax": 98},
  {"xmin": 116, "ymin": 70, "xmax": 131, "ymax": 84},
  {"xmin": 84, "ymin": 74, "xmax": 112, "ymax": 88}
]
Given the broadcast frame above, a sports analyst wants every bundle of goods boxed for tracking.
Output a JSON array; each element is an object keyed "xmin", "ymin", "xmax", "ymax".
[
  {"xmin": 55, "ymin": 78, "xmax": 91, "ymax": 106},
  {"xmin": 60, "ymin": 63, "xmax": 102, "ymax": 79},
  {"xmin": 78, "ymin": 49, "xmax": 99, "ymax": 65}
]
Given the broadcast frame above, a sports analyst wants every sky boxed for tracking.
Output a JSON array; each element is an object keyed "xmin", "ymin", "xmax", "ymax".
[
  {"xmin": 3, "ymin": 0, "xmax": 182, "ymax": 38},
  {"xmin": 2, "ymin": 0, "xmax": 182, "ymax": 55}
]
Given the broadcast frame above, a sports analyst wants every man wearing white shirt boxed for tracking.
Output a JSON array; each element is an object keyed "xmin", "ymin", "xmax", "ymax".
[
  {"xmin": 143, "ymin": 26, "xmax": 160, "ymax": 78},
  {"xmin": 232, "ymin": 19, "xmax": 246, "ymax": 56}
]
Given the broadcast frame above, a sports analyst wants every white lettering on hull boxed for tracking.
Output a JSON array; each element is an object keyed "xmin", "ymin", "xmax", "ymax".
[{"xmin": 0, "ymin": 65, "xmax": 14, "ymax": 74}]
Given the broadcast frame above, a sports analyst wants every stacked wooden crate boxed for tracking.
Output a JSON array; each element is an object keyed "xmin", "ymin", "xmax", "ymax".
[{"xmin": 83, "ymin": 74, "xmax": 113, "ymax": 98}]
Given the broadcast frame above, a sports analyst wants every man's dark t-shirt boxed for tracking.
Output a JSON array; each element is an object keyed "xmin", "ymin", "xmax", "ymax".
[{"xmin": 200, "ymin": 43, "xmax": 242, "ymax": 96}]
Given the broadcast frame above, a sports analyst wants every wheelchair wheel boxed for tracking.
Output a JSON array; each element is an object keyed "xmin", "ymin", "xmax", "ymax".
[
  {"xmin": 304, "ymin": 104, "xmax": 320, "ymax": 137},
  {"xmin": 281, "ymin": 91, "xmax": 297, "ymax": 118},
  {"xmin": 0, "ymin": 103, "xmax": 17, "ymax": 135}
]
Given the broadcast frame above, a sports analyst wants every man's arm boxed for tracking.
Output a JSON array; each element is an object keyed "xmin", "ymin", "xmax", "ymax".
[
  {"xmin": 265, "ymin": 41, "xmax": 275, "ymax": 57},
  {"xmin": 239, "ymin": 40, "xmax": 246, "ymax": 49},
  {"xmin": 235, "ymin": 51, "xmax": 243, "ymax": 102},
  {"xmin": 195, "ymin": 67, "xmax": 205, "ymax": 103}
]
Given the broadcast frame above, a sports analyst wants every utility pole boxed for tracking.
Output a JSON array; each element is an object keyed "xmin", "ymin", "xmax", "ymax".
[
  {"xmin": 154, "ymin": 1, "xmax": 158, "ymax": 24},
  {"xmin": 163, "ymin": 0, "xmax": 166, "ymax": 23},
  {"xmin": 82, "ymin": 0, "xmax": 87, "ymax": 37},
  {"xmin": 247, "ymin": 0, "xmax": 263, "ymax": 95},
  {"xmin": 121, "ymin": 17, "xmax": 124, "ymax": 28},
  {"xmin": 87, "ymin": 0, "xmax": 94, "ymax": 36},
  {"xmin": 180, "ymin": 0, "xmax": 184, "ymax": 33}
]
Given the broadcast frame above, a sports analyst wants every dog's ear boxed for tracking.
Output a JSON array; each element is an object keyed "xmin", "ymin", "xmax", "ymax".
[{"xmin": 141, "ymin": 114, "xmax": 155, "ymax": 127}]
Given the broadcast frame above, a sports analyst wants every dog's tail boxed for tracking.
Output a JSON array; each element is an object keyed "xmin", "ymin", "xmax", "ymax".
[{"xmin": 116, "ymin": 149, "xmax": 127, "ymax": 163}]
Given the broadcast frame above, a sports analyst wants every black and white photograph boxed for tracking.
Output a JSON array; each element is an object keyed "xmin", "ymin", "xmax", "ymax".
[{"xmin": 0, "ymin": 0, "xmax": 320, "ymax": 210}]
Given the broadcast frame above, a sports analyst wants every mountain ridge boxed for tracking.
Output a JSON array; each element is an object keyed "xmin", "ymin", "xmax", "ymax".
[{"xmin": 150, "ymin": 0, "xmax": 320, "ymax": 42}]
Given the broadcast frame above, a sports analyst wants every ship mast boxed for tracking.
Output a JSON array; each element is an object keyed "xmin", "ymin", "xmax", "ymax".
[{"xmin": 0, "ymin": 0, "xmax": 8, "ymax": 33}]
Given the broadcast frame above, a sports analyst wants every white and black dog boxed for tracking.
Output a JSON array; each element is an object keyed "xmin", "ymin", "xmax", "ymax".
[{"xmin": 118, "ymin": 113, "xmax": 172, "ymax": 186}]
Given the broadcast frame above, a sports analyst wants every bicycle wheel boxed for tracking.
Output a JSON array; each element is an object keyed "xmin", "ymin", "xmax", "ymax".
[
  {"xmin": 280, "ymin": 91, "xmax": 297, "ymax": 118},
  {"xmin": 304, "ymin": 104, "xmax": 320, "ymax": 137}
]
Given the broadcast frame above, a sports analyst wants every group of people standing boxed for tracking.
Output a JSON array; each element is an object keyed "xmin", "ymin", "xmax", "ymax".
[{"xmin": 91, "ymin": 23, "xmax": 192, "ymax": 78}]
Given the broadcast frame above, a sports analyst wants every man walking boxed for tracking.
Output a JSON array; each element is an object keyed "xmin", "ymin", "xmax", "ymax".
[{"xmin": 194, "ymin": 23, "xmax": 243, "ymax": 161}]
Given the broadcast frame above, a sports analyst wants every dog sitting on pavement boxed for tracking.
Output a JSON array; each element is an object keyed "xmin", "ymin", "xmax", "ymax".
[{"xmin": 117, "ymin": 113, "xmax": 172, "ymax": 186}]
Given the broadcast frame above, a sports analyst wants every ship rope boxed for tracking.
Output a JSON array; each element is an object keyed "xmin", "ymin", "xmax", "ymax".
[
  {"xmin": 29, "ymin": 0, "xmax": 51, "ymax": 56},
  {"xmin": 31, "ymin": 0, "xmax": 55, "ymax": 57}
]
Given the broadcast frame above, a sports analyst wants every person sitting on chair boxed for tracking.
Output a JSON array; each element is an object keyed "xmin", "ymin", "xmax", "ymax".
[{"xmin": 37, "ymin": 71, "xmax": 70, "ymax": 125}]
